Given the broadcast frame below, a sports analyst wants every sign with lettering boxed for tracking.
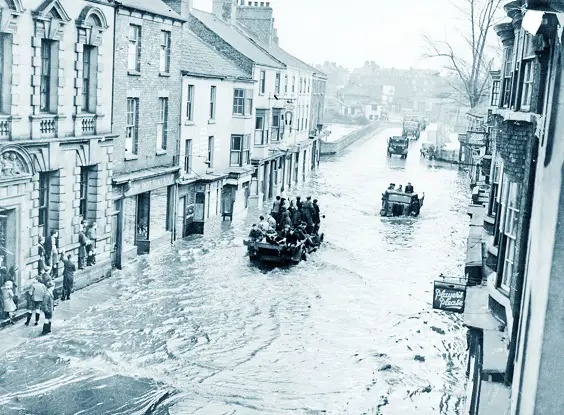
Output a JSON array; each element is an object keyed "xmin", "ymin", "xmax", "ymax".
[{"xmin": 433, "ymin": 281, "xmax": 466, "ymax": 313}]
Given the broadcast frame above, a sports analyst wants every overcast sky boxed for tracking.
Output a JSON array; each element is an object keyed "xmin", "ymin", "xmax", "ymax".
[{"xmin": 192, "ymin": 0, "xmax": 489, "ymax": 70}]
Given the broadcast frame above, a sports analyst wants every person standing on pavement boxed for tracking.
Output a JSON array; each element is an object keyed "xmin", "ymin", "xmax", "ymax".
[
  {"xmin": 41, "ymin": 281, "xmax": 54, "ymax": 335},
  {"xmin": 37, "ymin": 236, "xmax": 47, "ymax": 274},
  {"xmin": 78, "ymin": 222, "xmax": 90, "ymax": 270},
  {"xmin": 2, "ymin": 280, "xmax": 17, "ymax": 324},
  {"xmin": 85, "ymin": 221, "xmax": 97, "ymax": 266},
  {"xmin": 61, "ymin": 253, "xmax": 76, "ymax": 301},
  {"xmin": 27, "ymin": 276, "xmax": 46, "ymax": 326}
]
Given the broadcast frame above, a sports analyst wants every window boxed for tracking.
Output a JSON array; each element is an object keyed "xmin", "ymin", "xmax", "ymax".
[
  {"xmin": 40, "ymin": 40, "xmax": 55, "ymax": 112},
  {"xmin": 275, "ymin": 72, "xmax": 280, "ymax": 94},
  {"xmin": 79, "ymin": 167, "xmax": 90, "ymax": 219},
  {"xmin": 186, "ymin": 85, "xmax": 194, "ymax": 121},
  {"xmin": 38, "ymin": 172, "xmax": 50, "ymax": 235},
  {"xmin": 284, "ymin": 74, "xmax": 288, "ymax": 94},
  {"xmin": 233, "ymin": 88, "xmax": 253, "ymax": 115},
  {"xmin": 490, "ymin": 80, "xmax": 500, "ymax": 106},
  {"xmin": 292, "ymin": 76, "xmax": 296, "ymax": 93},
  {"xmin": 159, "ymin": 31, "xmax": 171, "ymax": 73},
  {"xmin": 307, "ymin": 78, "xmax": 310, "ymax": 93},
  {"xmin": 521, "ymin": 61, "xmax": 533, "ymax": 108},
  {"xmin": 254, "ymin": 110, "xmax": 268, "ymax": 145},
  {"xmin": 259, "ymin": 70, "xmax": 266, "ymax": 94},
  {"xmin": 157, "ymin": 97, "xmax": 168, "ymax": 151},
  {"xmin": 128, "ymin": 25, "xmax": 141, "ymax": 72},
  {"xmin": 184, "ymin": 139, "xmax": 192, "ymax": 173},
  {"xmin": 230, "ymin": 134, "xmax": 250, "ymax": 166},
  {"xmin": 209, "ymin": 86, "xmax": 216, "ymax": 120},
  {"xmin": 81, "ymin": 45, "xmax": 98, "ymax": 113},
  {"xmin": 271, "ymin": 109, "xmax": 282, "ymax": 141},
  {"xmin": 499, "ymin": 182, "xmax": 520, "ymax": 291},
  {"xmin": 125, "ymin": 98, "xmax": 139, "ymax": 154},
  {"xmin": 299, "ymin": 77, "xmax": 303, "ymax": 93},
  {"xmin": 305, "ymin": 105, "xmax": 309, "ymax": 130},
  {"xmin": 502, "ymin": 47, "xmax": 513, "ymax": 108},
  {"xmin": 207, "ymin": 136, "xmax": 214, "ymax": 168}
]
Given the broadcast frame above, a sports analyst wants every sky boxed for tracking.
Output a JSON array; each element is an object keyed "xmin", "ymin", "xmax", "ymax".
[{"xmin": 191, "ymin": 0, "xmax": 500, "ymax": 71}]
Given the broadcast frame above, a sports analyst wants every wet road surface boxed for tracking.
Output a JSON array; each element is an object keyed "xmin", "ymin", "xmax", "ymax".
[{"xmin": 0, "ymin": 127, "xmax": 470, "ymax": 414}]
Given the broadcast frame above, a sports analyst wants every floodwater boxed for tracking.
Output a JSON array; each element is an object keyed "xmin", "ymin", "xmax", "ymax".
[
  {"xmin": 0, "ymin": 127, "xmax": 470, "ymax": 414},
  {"xmin": 323, "ymin": 123, "xmax": 363, "ymax": 142}
]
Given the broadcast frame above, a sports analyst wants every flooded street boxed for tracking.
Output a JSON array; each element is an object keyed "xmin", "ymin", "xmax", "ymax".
[{"xmin": 0, "ymin": 127, "xmax": 470, "ymax": 415}]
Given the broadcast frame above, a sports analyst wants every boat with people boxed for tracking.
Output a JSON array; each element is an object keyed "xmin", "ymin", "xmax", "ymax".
[
  {"xmin": 380, "ymin": 183, "xmax": 424, "ymax": 217},
  {"xmin": 243, "ymin": 195, "xmax": 325, "ymax": 265}
]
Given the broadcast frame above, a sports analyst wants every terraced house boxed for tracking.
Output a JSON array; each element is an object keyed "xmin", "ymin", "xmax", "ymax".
[
  {"xmin": 110, "ymin": 0, "xmax": 184, "ymax": 267},
  {"xmin": 461, "ymin": 1, "xmax": 564, "ymax": 413},
  {"xmin": 188, "ymin": 0, "xmax": 325, "ymax": 209},
  {"xmin": 0, "ymin": 0, "xmax": 116, "ymax": 290}
]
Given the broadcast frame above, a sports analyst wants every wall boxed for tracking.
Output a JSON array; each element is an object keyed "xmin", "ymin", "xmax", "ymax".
[
  {"xmin": 112, "ymin": 8, "xmax": 183, "ymax": 175},
  {"xmin": 320, "ymin": 122, "xmax": 382, "ymax": 155},
  {"xmin": 236, "ymin": 5, "xmax": 273, "ymax": 44},
  {"xmin": 180, "ymin": 76, "xmax": 254, "ymax": 176}
]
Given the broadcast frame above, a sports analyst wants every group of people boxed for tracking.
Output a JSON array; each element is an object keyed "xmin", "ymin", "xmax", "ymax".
[
  {"xmin": 385, "ymin": 182, "xmax": 415, "ymax": 194},
  {"xmin": 248, "ymin": 195, "xmax": 324, "ymax": 252}
]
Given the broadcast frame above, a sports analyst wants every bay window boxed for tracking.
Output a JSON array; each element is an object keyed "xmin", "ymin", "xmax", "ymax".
[
  {"xmin": 271, "ymin": 109, "xmax": 282, "ymax": 141},
  {"xmin": 502, "ymin": 47, "xmax": 513, "ymax": 108}
]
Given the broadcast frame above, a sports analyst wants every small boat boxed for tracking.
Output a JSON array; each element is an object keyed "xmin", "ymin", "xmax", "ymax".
[
  {"xmin": 243, "ymin": 232, "xmax": 325, "ymax": 265},
  {"xmin": 380, "ymin": 190, "xmax": 424, "ymax": 217}
]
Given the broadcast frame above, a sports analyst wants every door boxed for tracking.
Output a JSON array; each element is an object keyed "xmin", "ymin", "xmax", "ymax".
[
  {"xmin": 243, "ymin": 182, "xmax": 250, "ymax": 208},
  {"xmin": 221, "ymin": 186, "xmax": 235, "ymax": 217},
  {"xmin": 135, "ymin": 192, "xmax": 151, "ymax": 254},
  {"xmin": 111, "ymin": 199, "xmax": 122, "ymax": 269}
]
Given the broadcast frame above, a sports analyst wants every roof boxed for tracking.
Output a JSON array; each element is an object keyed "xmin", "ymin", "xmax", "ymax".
[
  {"xmin": 117, "ymin": 0, "xmax": 184, "ymax": 20},
  {"xmin": 181, "ymin": 30, "xmax": 253, "ymax": 81},
  {"xmin": 238, "ymin": 25, "xmax": 315, "ymax": 73},
  {"xmin": 190, "ymin": 9, "xmax": 285, "ymax": 69}
]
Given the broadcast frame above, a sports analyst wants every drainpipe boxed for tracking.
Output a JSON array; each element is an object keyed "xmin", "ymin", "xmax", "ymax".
[{"xmin": 111, "ymin": 3, "xmax": 119, "ymax": 130}]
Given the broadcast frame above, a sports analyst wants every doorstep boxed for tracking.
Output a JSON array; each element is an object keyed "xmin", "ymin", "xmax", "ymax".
[
  {"xmin": 0, "ymin": 260, "xmax": 112, "ymax": 330},
  {"xmin": 478, "ymin": 380, "xmax": 511, "ymax": 415},
  {"xmin": 482, "ymin": 329, "xmax": 509, "ymax": 374}
]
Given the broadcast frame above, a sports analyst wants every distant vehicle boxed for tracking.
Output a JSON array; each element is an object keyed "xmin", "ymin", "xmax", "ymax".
[
  {"xmin": 402, "ymin": 120, "xmax": 421, "ymax": 140},
  {"xmin": 381, "ymin": 190, "xmax": 425, "ymax": 217},
  {"xmin": 387, "ymin": 136, "xmax": 409, "ymax": 158}
]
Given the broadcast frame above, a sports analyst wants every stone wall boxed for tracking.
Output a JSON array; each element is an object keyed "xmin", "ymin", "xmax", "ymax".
[{"xmin": 320, "ymin": 122, "xmax": 382, "ymax": 155}]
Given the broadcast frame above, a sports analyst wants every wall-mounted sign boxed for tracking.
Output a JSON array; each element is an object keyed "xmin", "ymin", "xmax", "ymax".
[{"xmin": 433, "ymin": 281, "xmax": 466, "ymax": 313}]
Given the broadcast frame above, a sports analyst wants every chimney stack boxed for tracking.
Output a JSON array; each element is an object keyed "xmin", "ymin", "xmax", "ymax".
[
  {"xmin": 162, "ymin": 0, "xmax": 192, "ymax": 18},
  {"xmin": 213, "ymin": 0, "xmax": 238, "ymax": 25},
  {"xmin": 236, "ymin": 2, "xmax": 274, "ymax": 44}
]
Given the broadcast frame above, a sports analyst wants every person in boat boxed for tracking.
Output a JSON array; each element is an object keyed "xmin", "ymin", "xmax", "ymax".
[
  {"xmin": 405, "ymin": 182, "xmax": 414, "ymax": 193},
  {"xmin": 280, "ymin": 208, "xmax": 292, "ymax": 229},
  {"xmin": 248, "ymin": 224, "xmax": 263, "ymax": 241},
  {"xmin": 302, "ymin": 196, "xmax": 314, "ymax": 233},
  {"xmin": 266, "ymin": 213, "xmax": 277, "ymax": 230},
  {"xmin": 397, "ymin": 184, "xmax": 403, "ymax": 192},
  {"xmin": 271, "ymin": 196, "xmax": 282, "ymax": 223},
  {"xmin": 258, "ymin": 215, "xmax": 270, "ymax": 232},
  {"xmin": 264, "ymin": 228, "xmax": 278, "ymax": 244},
  {"xmin": 312, "ymin": 199, "xmax": 321, "ymax": 233},
  {"xmin": 296, "ymin": 222, "xmax": 314, "ymax": 248}
]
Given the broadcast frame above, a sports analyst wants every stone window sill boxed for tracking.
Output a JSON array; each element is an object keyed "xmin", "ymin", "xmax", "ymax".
[
  {"xmin": 232, "ymin": 114, "xmax": 252, "ymax": 119},
  {"xmin": 124, "ymin": 153, "xmax": 139, "ymax": 161},
  {"xmin": 185, "ymin": 120, "xmax": 195, "ymax": 126},
  {"xmin": 159, "ymin": 72, "xmax": 171, "ymax": 77},
  {"xmin": 128, "ymin": 70, "xmax": 141, "ymax": 77},
  {"xmin": 156, "ymin": 149, "xmax": 167, "ymax": 156},
  {"xmin": 208, "ymin": 119, "xmax": 216, "ymax": 124}
]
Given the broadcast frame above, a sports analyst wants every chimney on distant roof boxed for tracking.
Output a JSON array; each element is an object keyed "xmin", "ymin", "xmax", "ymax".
[
  {"xmin": 213, "ymin": 0, "xmax": 238, "ymax": 25},
  {"xmin": 236, "ymin": 1, "xmax": 275, "ymax": 44},
  {"xmin": 162, "ymin": 0, "xmax": 192, "ymax": 18},
  {"xmin": 273, "ymin": 27, "xmax": 279, "ymax": 44}
]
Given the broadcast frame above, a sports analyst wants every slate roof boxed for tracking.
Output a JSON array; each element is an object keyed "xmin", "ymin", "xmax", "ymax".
[
  {"xmin": 191, "ymin": 9, "xmax": 285, "ymax": 69},
  {"xmin": 239, "ymin": 25, "xmax": 317, "ymax": 74},
  {"xmin": 117, "ymin": 0, "xmax": 184, "ymax": 21},
  {"xmin": 182, "ymin": 30, "xmax": 253, "ymax": 81}
]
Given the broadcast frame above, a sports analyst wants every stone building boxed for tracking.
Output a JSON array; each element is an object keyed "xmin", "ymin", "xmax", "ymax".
[
  {"xmin": 110, "ymin": 0, "xmax": 184, "ymax": 267},
  {"xmin": 461, "ymin": 1, "xmax": 550, "ymax": 413},
  {"xmin": 175, "ymin": 29, "xmax": 255, "ymax": 237},
  {"xmin": 0, "ymin": 0, "xmax": 115, "ymax": 292},
  {"xmin": 458, "ymin": 103, "xmax": 490, "ymax": 187}
]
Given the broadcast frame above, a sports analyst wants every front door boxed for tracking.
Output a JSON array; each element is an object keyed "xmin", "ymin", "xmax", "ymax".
[
  {"xmin": 111, "ymin": 199, "xmax": 122, "ymax": 269},
  {"xmin": 135, "ymin": 192, "xmax": 151, "ymax": 254}
]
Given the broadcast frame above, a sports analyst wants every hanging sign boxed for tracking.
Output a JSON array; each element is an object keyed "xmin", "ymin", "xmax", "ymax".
[{"xmin": 432, "ymin": 281, "xmax": 466, "ymax": 313}]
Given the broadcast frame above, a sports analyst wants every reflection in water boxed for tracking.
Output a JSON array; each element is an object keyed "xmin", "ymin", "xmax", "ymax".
[{"xmin": 0, "ymin": 128, "xmax": 469, "ymax": 414}]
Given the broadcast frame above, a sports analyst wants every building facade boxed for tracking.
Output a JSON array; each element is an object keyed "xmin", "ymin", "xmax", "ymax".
[
  {"xmin": 0, "ymin": 0, "xmax": 116, "ymax": 291},
  {"xmin": 176, "ymin": 30, "xmax": 255, "ymax": 237},
  {"xmin": 310, "ymin": 72, "xmax": 327, "ymax": 129},
  {"xmin": 461, "ymin": 1, "xmax": 550, "ymax": 413},
  {"xmin": 110, "ymin": 0, "xmax": 184, "ymax": 267}
]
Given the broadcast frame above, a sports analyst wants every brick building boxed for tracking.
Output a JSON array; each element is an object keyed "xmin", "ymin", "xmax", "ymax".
[
  {"xmin": 461, "ymin": 1, "xmax": 548, "ymax": 412},
  {"xmin": 110, "ymin": 0, "xmax": 184, "ymax": 267},
  {"xmin": 0, "ymin": 0, "xmax": 115, "ymax": 293}
]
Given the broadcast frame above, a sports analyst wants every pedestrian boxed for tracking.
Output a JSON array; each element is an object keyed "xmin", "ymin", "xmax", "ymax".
[
  {"xmin": 45, "ymin": 229, "xmax": 59, "ymax": 278},
  {"xmin": 37, "ymin": 236, "xmax": 47, "ymax": 274},
  {"xmin": 85, "ymin": 221, "xmax": 97, "ymax": 266},
  {"xmin": 41, "ymin": 281, "xmax": 55, "ymax": 335},
  {"xmin": 405, "ymin": 182, "xmax": 414, "ymax": 193},
  {"xmin": 2, "ymin": 280, "xmax": 17, "ymax": 324},
  {"xmin": 61, "ymin": 253, "xmax": 76, "ymax": 301},
  {"xmin": 271, "ymin": 195, "xmax": 281, "ymax": 223},
  {"xmin": 27, "ymin": 276, "xmax": 47, "ymax": 326},
  {"xmin": 78, "ymin": 222, "xmax": 90, "ymax": 270},
  {"xmin": 296, "ymin": 196, "xmax": 303, "ymax": 211}
]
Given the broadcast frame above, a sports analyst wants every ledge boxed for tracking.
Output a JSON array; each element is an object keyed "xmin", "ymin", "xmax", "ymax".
[
  {"xmin": 156, "ymin": 149, "xmax": 167, "ymax": 156},
  {"xmin": 184, "ymin": 120, "xmax": 195, "ymax": 126},
  {"xmin": 127, "ymin": 70, "xmax": 141, "ymax": 77},
  {"xmin": 492, "ymin": 108, "xmax": 541, "ymax": 124},
  {"xmin": 463, "ymin": 285, "xmax": 503, "ymax": 331},
  {"xmin": 232, "ymin": 115, "xmax": 252, "ymax": 120},
  {"xmin": 158, "ymin": 72, "xmax": 171, "ymax": 77},
  {"xmin": 208, "ymin": 119, "xmax": 216, "ymax": 124},
  {"xmin": 486, "ymin": 272, "xmax": 514, "ymax": 333},
  {"xmin": 124, "ymin": 153, "xmax": 139, "ymax": 161},
  {"xmin": 477, "ymin": 380, "xmax": 511, "ymax": 415}
]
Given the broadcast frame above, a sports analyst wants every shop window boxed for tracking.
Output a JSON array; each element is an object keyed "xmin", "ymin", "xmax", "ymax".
[
  {"xmin": 136, "ymin": 192, "xmax": 150, "ymax": 241},
  {"xmin": 0, "ymin": 209, "xmax": 16, "ymax": 275}
]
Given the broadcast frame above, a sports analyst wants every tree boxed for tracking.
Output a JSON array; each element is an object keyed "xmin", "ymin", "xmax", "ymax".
[{"xmin": 423, "ymin": 0, "xmax": 503, "ymax": 108}]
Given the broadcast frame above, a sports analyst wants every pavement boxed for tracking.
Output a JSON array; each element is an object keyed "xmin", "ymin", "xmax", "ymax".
[{"xmin": 0, "ymin": 277, "xmax": 119, "ymax": 356}]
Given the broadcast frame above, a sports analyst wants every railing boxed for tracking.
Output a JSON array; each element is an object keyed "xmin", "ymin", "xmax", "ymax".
[
  {"xmin": 81, "ymin": 116, "xmax": 96, "ymax": 135},
  {"xmin": 0, "ymin": 118, "xmax": 9, "ymax": 138},
  {"xmin": 39, "ymin": 118, "xmax": 56, "ymax": 136}
]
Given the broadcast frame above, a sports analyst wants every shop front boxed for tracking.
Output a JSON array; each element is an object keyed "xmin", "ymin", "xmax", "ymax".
[{"xmin": 113, "ymin": 167, "xmax": 178, "ymax": 265}]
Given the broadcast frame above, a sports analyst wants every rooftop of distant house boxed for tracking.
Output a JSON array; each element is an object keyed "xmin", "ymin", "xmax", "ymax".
[{"xmin": 118, "ymin": 0, "xmax": 184, "ymax": 20}]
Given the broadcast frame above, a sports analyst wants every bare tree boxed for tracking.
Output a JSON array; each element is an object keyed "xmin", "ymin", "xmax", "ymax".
[{"xmin": 423, "ymin": 0, "xmax": 504, "ymax": 108}]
